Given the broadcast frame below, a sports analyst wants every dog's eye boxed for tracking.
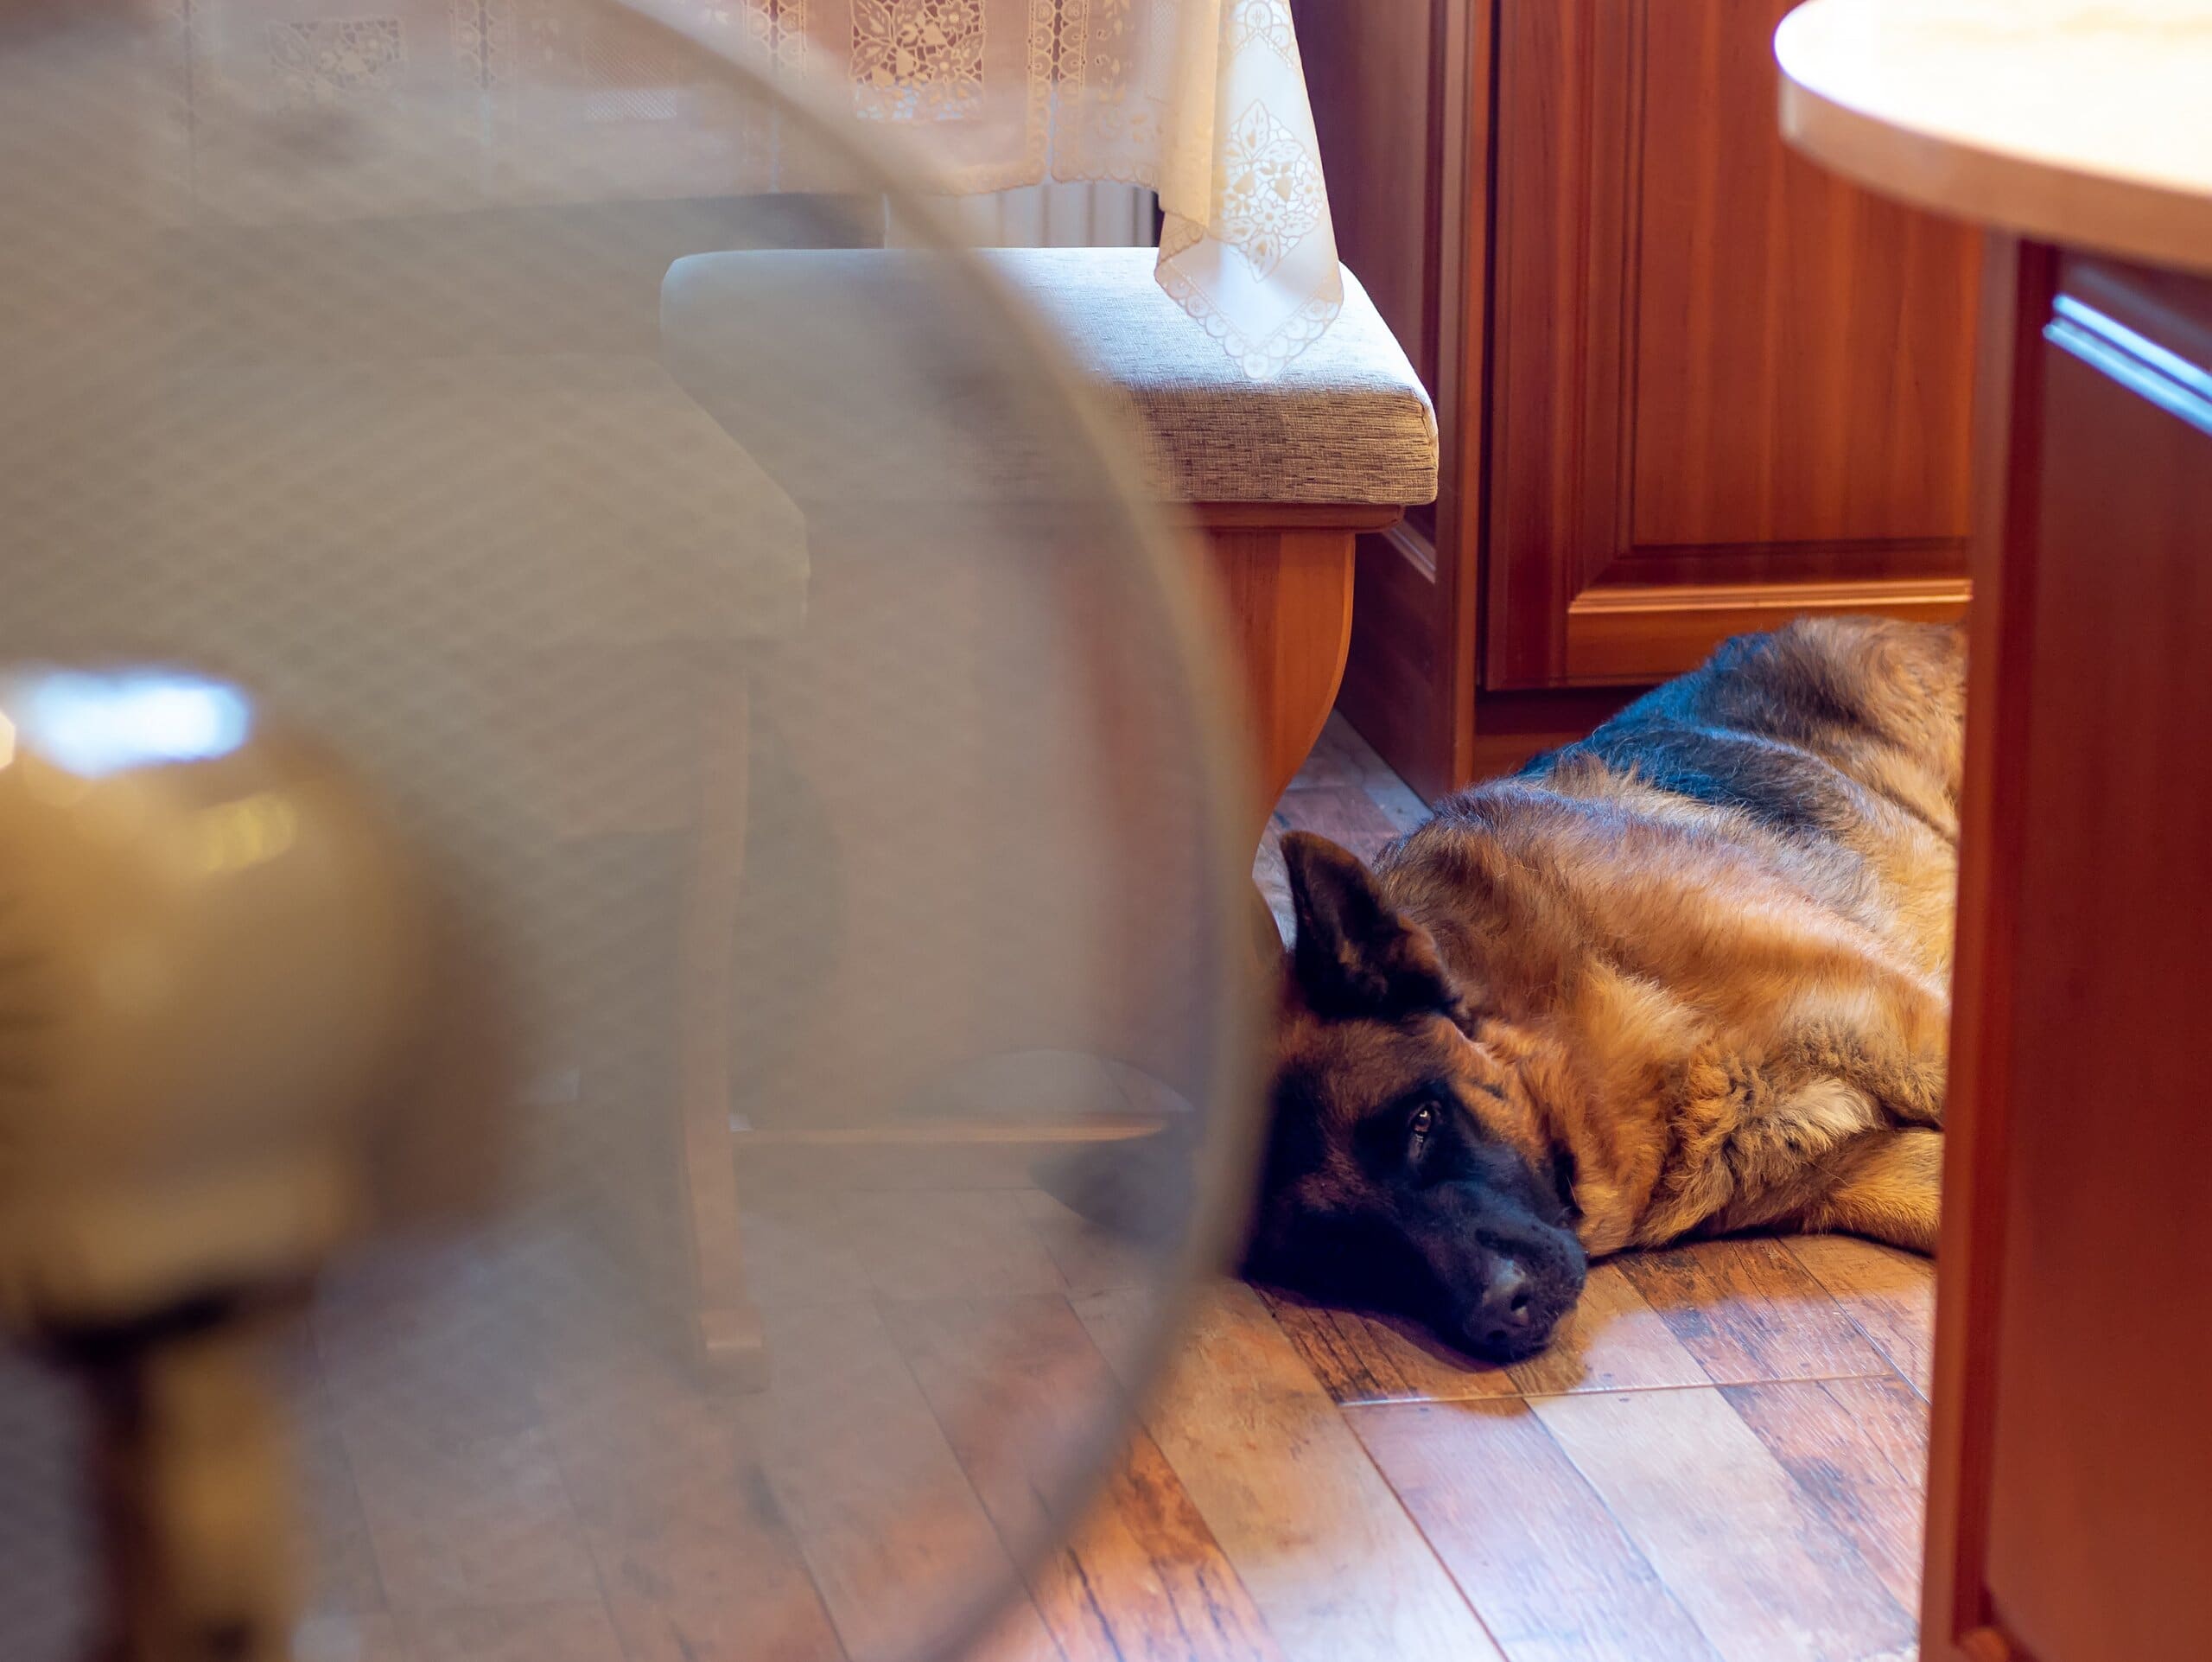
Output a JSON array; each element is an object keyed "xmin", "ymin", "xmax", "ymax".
[{"xmin": 1407, "ymin": 1102, "xmax": 1437, "ymax": 1164}]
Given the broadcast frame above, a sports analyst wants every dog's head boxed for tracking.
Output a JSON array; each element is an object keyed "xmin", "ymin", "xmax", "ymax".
[{"xmin": 1248, "ymin": 831, "xmax": 1587, "ymax": 1362}]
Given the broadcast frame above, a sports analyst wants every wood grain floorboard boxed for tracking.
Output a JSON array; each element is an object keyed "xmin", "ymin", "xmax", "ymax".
[
  {"xmin": 887, "ymin": 1294, "xmax": 1281, "ymax": 1662},
  {"xmin": 312, "ymin": 1247, "xmax": 558, "ymax": 1451},
  {"xmin": 1351, "ymin": 1398, "xmax": 1720, "ymax": 1662},
  {"xmin": 1019, "ymin": 1189, "xmax": 1157, "ymax": 1299},
  {"xmin": 276, "ymin": 1338, "xmax": 391, "ymax": 1621},
  {"xmin": 1269, "ymin": 785, "xmax": 1403, "ymax": 863},
  {"xmin": 1255, "ymin": 1287, "xmax": 1517, "ymax": 1405},
  {"xmin": 534, "ymin": 1340, "xmax": 846, "ymax": 1662},
  {"xmin": 1618, "ymin": 1239, "xmax": 1893, "ymax": 1386},
  {"xmin": 340, "ymin": 1418, "xmax": 605, "ymax": 1614},
  {"xmin": 1724, "ymin": 1376, "xmax": 1931, "ymax": 1616},
  {"xmin": 296, "ymin": 1614, "xmax": 412, "ymax": 1662},
  {"xmin": 735, "ymin": 1194, "xmax": 881, "ymax": 1312},
  {"xmin": 1304, "ymin": 715, "xmax": 1433, "ymax": 831},
  {"xmin": 960, "ymin": 1599, "xmax": 1074, "ymax": 1662},
  {"xmin": 820, "ymin": 1188, "xmax": 1073, "ymax": 1302},
  {"xmin": 397, "ymin": 1602, "xmax": 630, "ymax": 1662},
  {"xmin": 1503, "ymin": 1261, "xmax": 1715, "ymax": 1398},
  {"xmin": 1284, "ymin": 716, "xmax": 1385, "ymax": 789},
  {"xmin": 1077, "ymin": 1279, "xmax": 1507, "ymax": 1662},
  {"xmin": 748, "ymin": 1297, "xmax": 1058, "ymax": 1662},
  {"xmin": 1783, "ymin": 1236, "xmax": 1937, "ymax": 1397},
  {"xmin": 1531, "ymin": 1387, "xmax": 1916, "ymax": 1662}
]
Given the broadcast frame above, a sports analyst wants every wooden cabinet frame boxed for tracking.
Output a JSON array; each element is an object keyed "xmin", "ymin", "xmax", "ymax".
[
  {"xmin": 1921, "ymin": 237, "xmax": 2212, "ymax": 1662},
  {"xmin": 1916, "ymin": 236, "xmax": 2048, "ymax": 1662}
]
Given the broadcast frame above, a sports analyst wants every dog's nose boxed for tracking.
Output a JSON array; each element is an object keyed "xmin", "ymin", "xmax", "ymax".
[{"xmin": 1475, "ymin": 1258, "xmax": 1536, "ymax": 1350}]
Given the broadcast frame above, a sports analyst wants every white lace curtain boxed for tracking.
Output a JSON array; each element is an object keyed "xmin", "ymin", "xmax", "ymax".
[
  {"xmin": 690, "ymin": 0, "xmax": 1347, "ymax": 377},
  {"xmin": 164, "ymin": 1, "xmax": 1342, "ymax": 377}
]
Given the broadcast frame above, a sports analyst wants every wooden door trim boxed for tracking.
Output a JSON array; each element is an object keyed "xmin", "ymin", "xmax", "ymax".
[
  {"xmin": 1917, "ymin": 233, "xmax": 2055, "ymax": 1662},
  {"xmin": 1562, "ymin": 573, "xmax": 1971, "ymax": 682}
]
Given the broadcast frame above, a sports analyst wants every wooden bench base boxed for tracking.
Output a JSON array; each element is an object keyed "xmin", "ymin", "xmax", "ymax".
[{"xmin": 1192, "ymin": 503, "xmax": 1395, "ymax": 843}]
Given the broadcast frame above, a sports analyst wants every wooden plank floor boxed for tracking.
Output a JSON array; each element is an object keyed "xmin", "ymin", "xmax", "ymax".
[{"xmin": 296, "ymin": 717, "xmax": 1936, "ymax": 1662}]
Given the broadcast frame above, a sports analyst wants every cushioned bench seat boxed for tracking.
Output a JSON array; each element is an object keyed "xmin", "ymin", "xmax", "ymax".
[
  {"xmin": 661, "ymin": 245, "xmax": 1439, "ymax": 833},
  {"xmin": 982, "ymin": 247, "xmax": 1437, "ymax": 506}
]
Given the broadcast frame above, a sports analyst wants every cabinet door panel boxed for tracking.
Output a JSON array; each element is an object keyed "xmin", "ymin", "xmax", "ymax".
[
  {"xmin": 1489, "ymin": 0, "xmax": 1979, "ymax": 691},
  {"xmin": 1630, "ymin": 0, "xmax": 1979, "ymax": 551}
]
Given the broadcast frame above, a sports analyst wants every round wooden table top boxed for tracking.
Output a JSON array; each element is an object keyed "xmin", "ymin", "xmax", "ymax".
[{"xmin": 1777, "ymin": 0, "xmax": 2212, "ymax": 274}]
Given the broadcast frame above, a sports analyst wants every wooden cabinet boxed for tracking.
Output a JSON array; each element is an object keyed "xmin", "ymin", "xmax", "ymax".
[
  {"xmin": 1295, "ymin": 0, "xmax": 1980, "ymax": 795},
  {"xmin": 1923, "ymin": 244, "xmax": 2212, "ymax": 1662}
]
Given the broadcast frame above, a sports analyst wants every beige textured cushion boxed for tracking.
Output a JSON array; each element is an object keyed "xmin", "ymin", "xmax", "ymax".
[
  {"xmin": 661, "ymin": 247, "xmax": 1437, "ymax": 507},
  {"xmin": 986, "ymin": 247, "xmax": 1438, "ymax": 506}
]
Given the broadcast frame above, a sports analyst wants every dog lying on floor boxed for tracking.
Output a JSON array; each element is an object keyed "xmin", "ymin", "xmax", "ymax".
[{"xmin": 1250, "ymin": 616, "xmax": 1963, "ymax": 1362}]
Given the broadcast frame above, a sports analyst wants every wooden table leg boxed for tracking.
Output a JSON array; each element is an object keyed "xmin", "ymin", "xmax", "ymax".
[{"xmin": 680, "ymin": 666, "xmax": 768, "ymax": 1391}]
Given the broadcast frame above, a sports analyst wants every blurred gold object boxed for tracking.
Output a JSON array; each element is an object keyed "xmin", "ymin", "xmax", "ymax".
[{"xmin": 0, "ymin": 667, "xmax": 501, "ymax": 1662}]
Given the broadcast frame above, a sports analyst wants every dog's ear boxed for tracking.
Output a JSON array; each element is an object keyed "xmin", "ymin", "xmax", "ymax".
[{"xmin": 1281, "ymin": 831, "xmax": 1461, "ymax": 1022}]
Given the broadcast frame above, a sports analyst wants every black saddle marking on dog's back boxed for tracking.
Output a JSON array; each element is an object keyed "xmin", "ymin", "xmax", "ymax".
[{"xmin": 1517, "ymin": 630, "xmax": 1877, "ymax": 840}]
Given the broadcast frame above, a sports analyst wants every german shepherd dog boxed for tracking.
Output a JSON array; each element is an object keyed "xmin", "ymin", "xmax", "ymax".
[{"xmin": 1251, "ymin": 616, "xmax": 1962, "ymax": 1362}]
